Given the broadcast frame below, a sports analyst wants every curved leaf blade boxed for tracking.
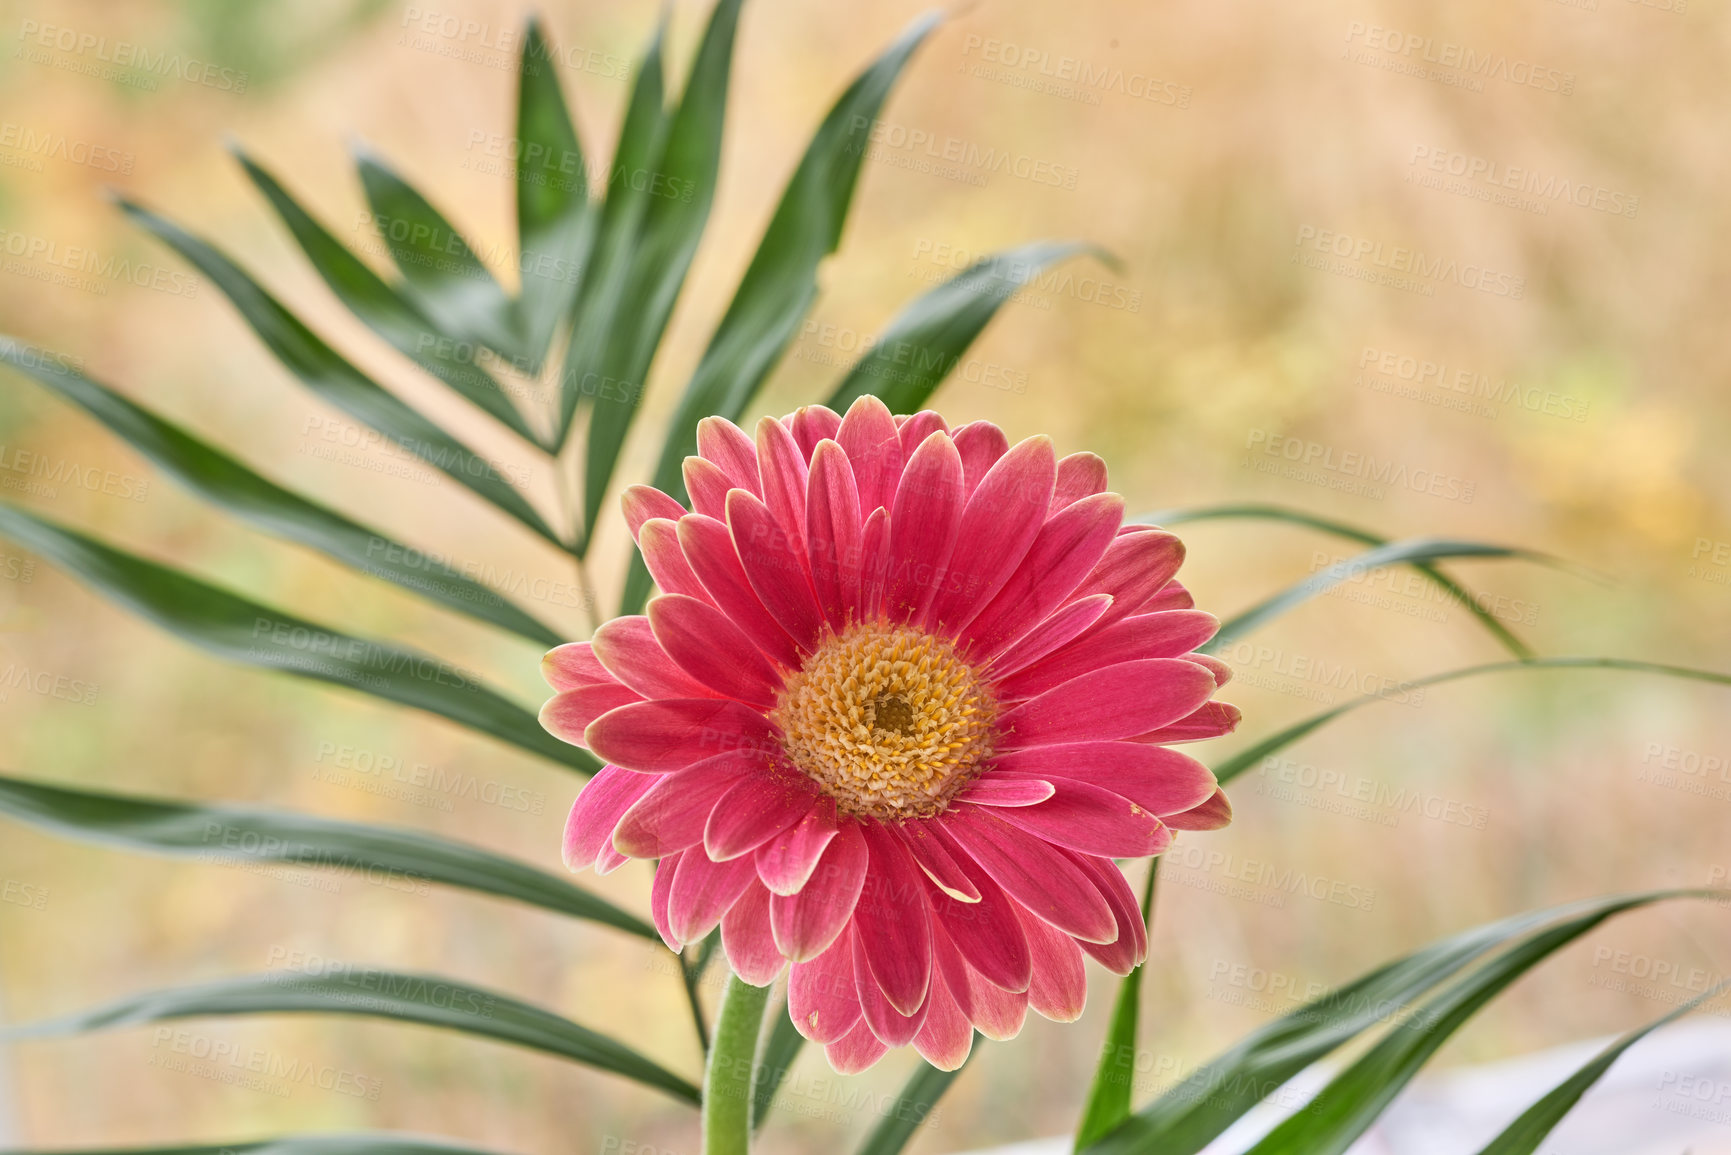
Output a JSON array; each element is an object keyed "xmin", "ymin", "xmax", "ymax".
[
  {"xmin": 116, "ymin": 197, "xmax": 562, "ymax": 548},
  {"xmin": 0, "ymin": 772, "xmax": 648, "ymax": 937},
  {"xmin": 235, "ymin": 151, "xmax": 546, "ymax": 447},
  {"xmin": 0, "ymin": 504, "xmax": 595, "ymax": 773},
  {"xmin": 515, "ymin": 17, "xmax": 594, "ymax": 366},
  {"xmin": 0, "ymin": 1136, "xmax": 518, "ymax": 1155},
  {"xmin": 0, "ymin": 339, "xmax": 561, "ymax": 647},
  {"xmin": 854, "ymin": 1054, "xmax": 972, "ymax": 1155},
  {"xmin": 1075, "ymin": 860, "xmax": 1160, "ymax": 1148},
  {"xmin": 751, "ymin": 998, "xmax": 807, "ymax": 1130},
  {"xmin": 825, "ymin": 241, "xmax": 1100, "ymax": 415},
  {"xmin": 1, "ymin": 970, "xmax": 700, "ymax": 1105}
]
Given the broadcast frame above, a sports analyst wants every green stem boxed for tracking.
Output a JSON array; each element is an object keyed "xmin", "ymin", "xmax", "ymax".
[{"xmin": 703, "ymin": 973, "xmax": 772, "ymax": 1155}]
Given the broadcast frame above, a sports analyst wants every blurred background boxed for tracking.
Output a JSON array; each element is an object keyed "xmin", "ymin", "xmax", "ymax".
[{"xmin": 0, "ymin": 0, "xmax": 1727, "ymax": 1150}]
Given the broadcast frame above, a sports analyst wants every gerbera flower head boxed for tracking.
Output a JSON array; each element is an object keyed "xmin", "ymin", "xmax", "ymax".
[{"xmin": 542, "ymin": 397, "xmax": 1237, "ymax": 1073}]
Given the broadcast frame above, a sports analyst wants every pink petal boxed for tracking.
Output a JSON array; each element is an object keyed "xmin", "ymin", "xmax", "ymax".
[
  {"xmin": 1071, "ymin": 530, "xmax": 1186, "ymax": 627},
  {"xmin": 562, "ymin": 765, "xmax": 657, "ymax": 872},
  {"xmin": 927, "ymin": 867, "xmax": 1031, "ymax": 993},
  {"xmin": 705, "ymin": 771, "xmax": 821, "ymax": 861},
  {"xmin": 1164, "ymin": 786, "xmax": 1233, "ymax": 830},
  {"xmin": 683, "ymin": 455, "xmax": 734, "ymax": 521},
  {"xmin": 667, "ymin": 850, "xmax": 759, "ymax": 944},
  {"xmin": 986, "ymin": 594, "xmax": 1114, "ymax": 681},
  {"xmin": 697, "ymin": 416, "xmax": 761, "ymax": 494},
  {"xmin": 623, "ymin": 485, "xmax": 687, "ymax": 541},
  {"xmin": 612, "ymin": 752, "xmax": 756, "ymax": 858},
  {"xmin": 1186, "ymin": 653, "xmax": 1233, "ymax": 688},
  {"xmin": 952, "ymin": 420, "xmax": 1009, "ymax": 495},
  {"xmin": 938, "ymin": 808, "xmax": 1118, "ymax": 944},
  {"xmin": 999, "ymin": 659, "xmax": 1218, "ymax": 747},
  {"xmin": 1143, "ymin": 579, "xmax": 1195, "ymax": 612},
  {"xmin": 927, "ymin": 435, "xmax": 1058, "ymax": 634},
  {"xmin": 651, "ymin": 853, "xmax": 681, "ymax": 950},
  {"xmin": 836, "ymin": 395, "xmax": 903, "ymax": 515},
  {"xmin": 898, "ymin": 410, "xmax": 949, "ymax": 457},
  {"xmin": 727, "ymin": 490, "xmax": 827, "ymax": 653},
  {"xmin": 791, "ymin": 405, "xmax": 843, "ymax": 458},
  {"xmin": 590, "ymin": 616, "xmax": 715, "ymax": 699},
  {"xmin": 639, "ymin": 519, "xmax": 714, "ymax": 605},
  {"xmin": 932, "ymin": 921, "xmax": 1028, "ymax": 1041},
  {"xmin": 854, "ymin": 931, "xmax": 930, "ymax": 1046},
  {"xmin": 647, "ymin": 594, "xmax": 783, "ymax": 708},
  {"xmin": 542, "ymin": 642, "xmax": 611, "ymax": 691},
  {"xmin": 1070, "ymin": 853, "xmax": 1148, "ymax": 975},
  {"xmin": 755, "ymin": 798, "xmax": 841, "ymax": 895},
  {"xmin": 678, "ymin": 514, "xmax": 804, "ymax": 671},
  {"xmin": 721, "ymin": 882, "xmax": 786, "ymax": 986},
  {"xmin": 595, "ymin": 845, "xmax": 630, "ymax": 875},
  {"xmin": 963, "ymin": 493, "xmax": 1126, "ymax": 660},
  {"xmin": 1015, "ymin": 904, "xmax": 1087, "ymax": 1022},
  {"xmin": 981, "ymin": 780, "xmax": 1172, "ymax": 859},
  {"xmin": 993, "ymin": 742, "xmax": 1218, "ymax": 817},
  {"xmin": 857, "ymin": 506, "xmax": 891, "ymax": 621},
  {"xmin": 896, "ymin": 825, "xmax": 981, "ymax": 902},
  {"xmin": 805, "ymin": 439, "xmax": 864, "ymax": 631},
  {"xmin": 883, "ymin": 432, "xmax": 965, "ymax": 625},
  {"xmin": 959, "ymin": 777, "xmax": 1056, "ymax": 807},
  {"xmin": 1050, "ymin": 452, "xmax": 1107, "ymax": 511},
  {"xmin": 770, "ymin": 821, "xmax": 869, "ymax": 960},
  {"xmin": 1134, "ymin": 700, "xmax": 1242, "ymax": 744},
  {"xmin": 541, "ymin": 682, "xmax": 641, "ymax": 746},
  {"xmin": 912, "ymin": 970, "xmax": 974, "ymax": 1070},
  {"xmin": 852, "ymin": 824, "xmax": 933, "ymax": 1015},
  {"xmin": 790, "ymin": 929, "xmax": 862, "ymax": 1043},
  {"xmin": 585, "ymin": 698, "xmax": 778, "ymax": 773},
  {"xmin": 997, "ymin": 611, "xmax": 1221, "ymax": 701},
  {"xmin": 756, "ymin": 415, "xmax": 810, "ymax": 557},
  {"xmin": 826, "ymin": 1017, "xmax": 890, "ymax": 1074}
]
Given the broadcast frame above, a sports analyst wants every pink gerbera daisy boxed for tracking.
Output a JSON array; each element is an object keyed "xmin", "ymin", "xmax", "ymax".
[{"xmin": 541, "ymin": 397, "xmax": 1237, "ymax": 1073}]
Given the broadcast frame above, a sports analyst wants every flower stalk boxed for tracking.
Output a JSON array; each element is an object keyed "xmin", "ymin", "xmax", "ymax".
[{"xmin": 702, "ymin": 973, "xmax": 772, "ymax": 1155}]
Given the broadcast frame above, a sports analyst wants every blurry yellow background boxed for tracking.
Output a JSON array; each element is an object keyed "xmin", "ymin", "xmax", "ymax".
[{"xmin": 0, "ymin": 0, "xmax": 1727, "ymax": 1150}]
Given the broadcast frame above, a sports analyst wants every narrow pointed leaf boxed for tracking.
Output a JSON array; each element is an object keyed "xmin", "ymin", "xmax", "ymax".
[
  {"xmin": 0, "ymin": 1137, "xmax": 517, "ymax": 1155},
  {"xmin": 1212, "ymin": 657, "xmax": 1731, "ymax": 786},
  {"xmin": 236, "ymin": 151, "xmax": 545, "ymax": 446},
  {"xmin": 0, "ymin": 772, "xmax": 651, "ymax": 937},
  {"xmin": 118, "ymin": 198, "xmax": 562, "ymax": 548},
  {"xmin": 1080, "ymin": 890, "xmax": 1719, "ymax": 1155},
  {"xmin": 1, "ymin": 971, "xmax": 700, "ymax": 1105},
  {"xmin": 825, "ymin": 241, "xmax": 1099, "ymax": 414},
  {"xmin": 355, "ymin": 151, "xmax": 521, "ymax": 356},
  {"xmin": 0, "ymin": 340, "xmax": 560, "ymax": 646},
  {"xmin": 855, "ymin": 1055, "xmax": 971, "ymax": 1155},
  {"xmin": 751, "ymin": 998, "xmax": 807, "ymax": 1130},
  {"xmin": 1138, "ymin": 504, "xmax": 1543, "ymax": 659},
  {"xmin": 1472, "ymin": 982, "xmax": 1731, "ymax": 1155},
  {"xmin": 576, "ymin": 0, "xmax": 743, "ymax": 552},
  {"xmin": 514, "ymin": 18, "xmax": 594, "ymax": 365},
  {"xmin": 1204, "ymin": 537, "xmax": 1567, "ymax": 656},
  {"xmin": 0, "ymin": 505, "xmax": 595, "ymax": 773}
]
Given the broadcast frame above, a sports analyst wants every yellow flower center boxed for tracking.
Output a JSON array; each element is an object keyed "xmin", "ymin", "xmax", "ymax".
[{"xmin": 774, "ymin": 623, "xmax": 998, "ymax": 820}]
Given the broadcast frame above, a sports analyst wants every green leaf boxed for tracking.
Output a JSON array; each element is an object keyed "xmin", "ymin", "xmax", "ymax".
[
  {"xmin": 0, "ymin": 1136, "xmax": 517, "ymax": 1155},
  {"xmin": 1079, "ymin": 889, "xmax": 1718, "ymax": 1155},
  {"xmin": 575, "ymin": 0, "xmax": 744, "ymax": 552},
  {"xmin": 117, "ymin": 198, "xmax": 564, "ymax": 549},
  {"xmin": 1241, "ymin": 900, "xmax": 1708, "ymax": 1155},
  {"xmin": 1211, "ymin": 657, "xmax": 1731, "ymax": 787},
  {"xmin": 825, "ymin": 241, "xmax": 1100, "ymax": 415},
  {"xmin": 0, "ymin": 339, "xmax": 561, "ymax": 647},
  {"xmin": 235, "ymin": 150, "xmax": 546, "ymax": 447},
  {"xmin": 355, "ymin": 150, "xmax": 522, "ymax": 357},
  {"xmin": 1074, "ymin": 860, "xmax": 1160, "ymax": 1148},
  {"xmin": 751, "ymin": 998, "xmax": 807, "ymax": 1130},
  {"xmin": 1139, "ymin": 503, "xmax": 1540, "ymax": 660},
  {"xmin": 639, "ymin": 9, "xmax": 942, "ymax": 530},
  {"xmin": 2, "ymin": 970, "xmax": 700, "ymax": 1106},
  {"xmin": 854, "ymin": 1054, "xmax": 971, "ymax": 1155},
  {"xmin": 514, "ymin": 18, "xmax": 594, "ymax": 367},
  {"xmin": 0, "ymin": 504, "xmax": 595, "ymax": 773},
  {"xmin": 1202, "ymin": 537, "xmax": 1564, "ymax": 656},
  {"xmin": 0, "ymin": 771, "xmax": 649, "ymax": 938},
  {"xmin": 1472, "ymin": 981, "xmax": 1731, "ymax": 1155}
]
